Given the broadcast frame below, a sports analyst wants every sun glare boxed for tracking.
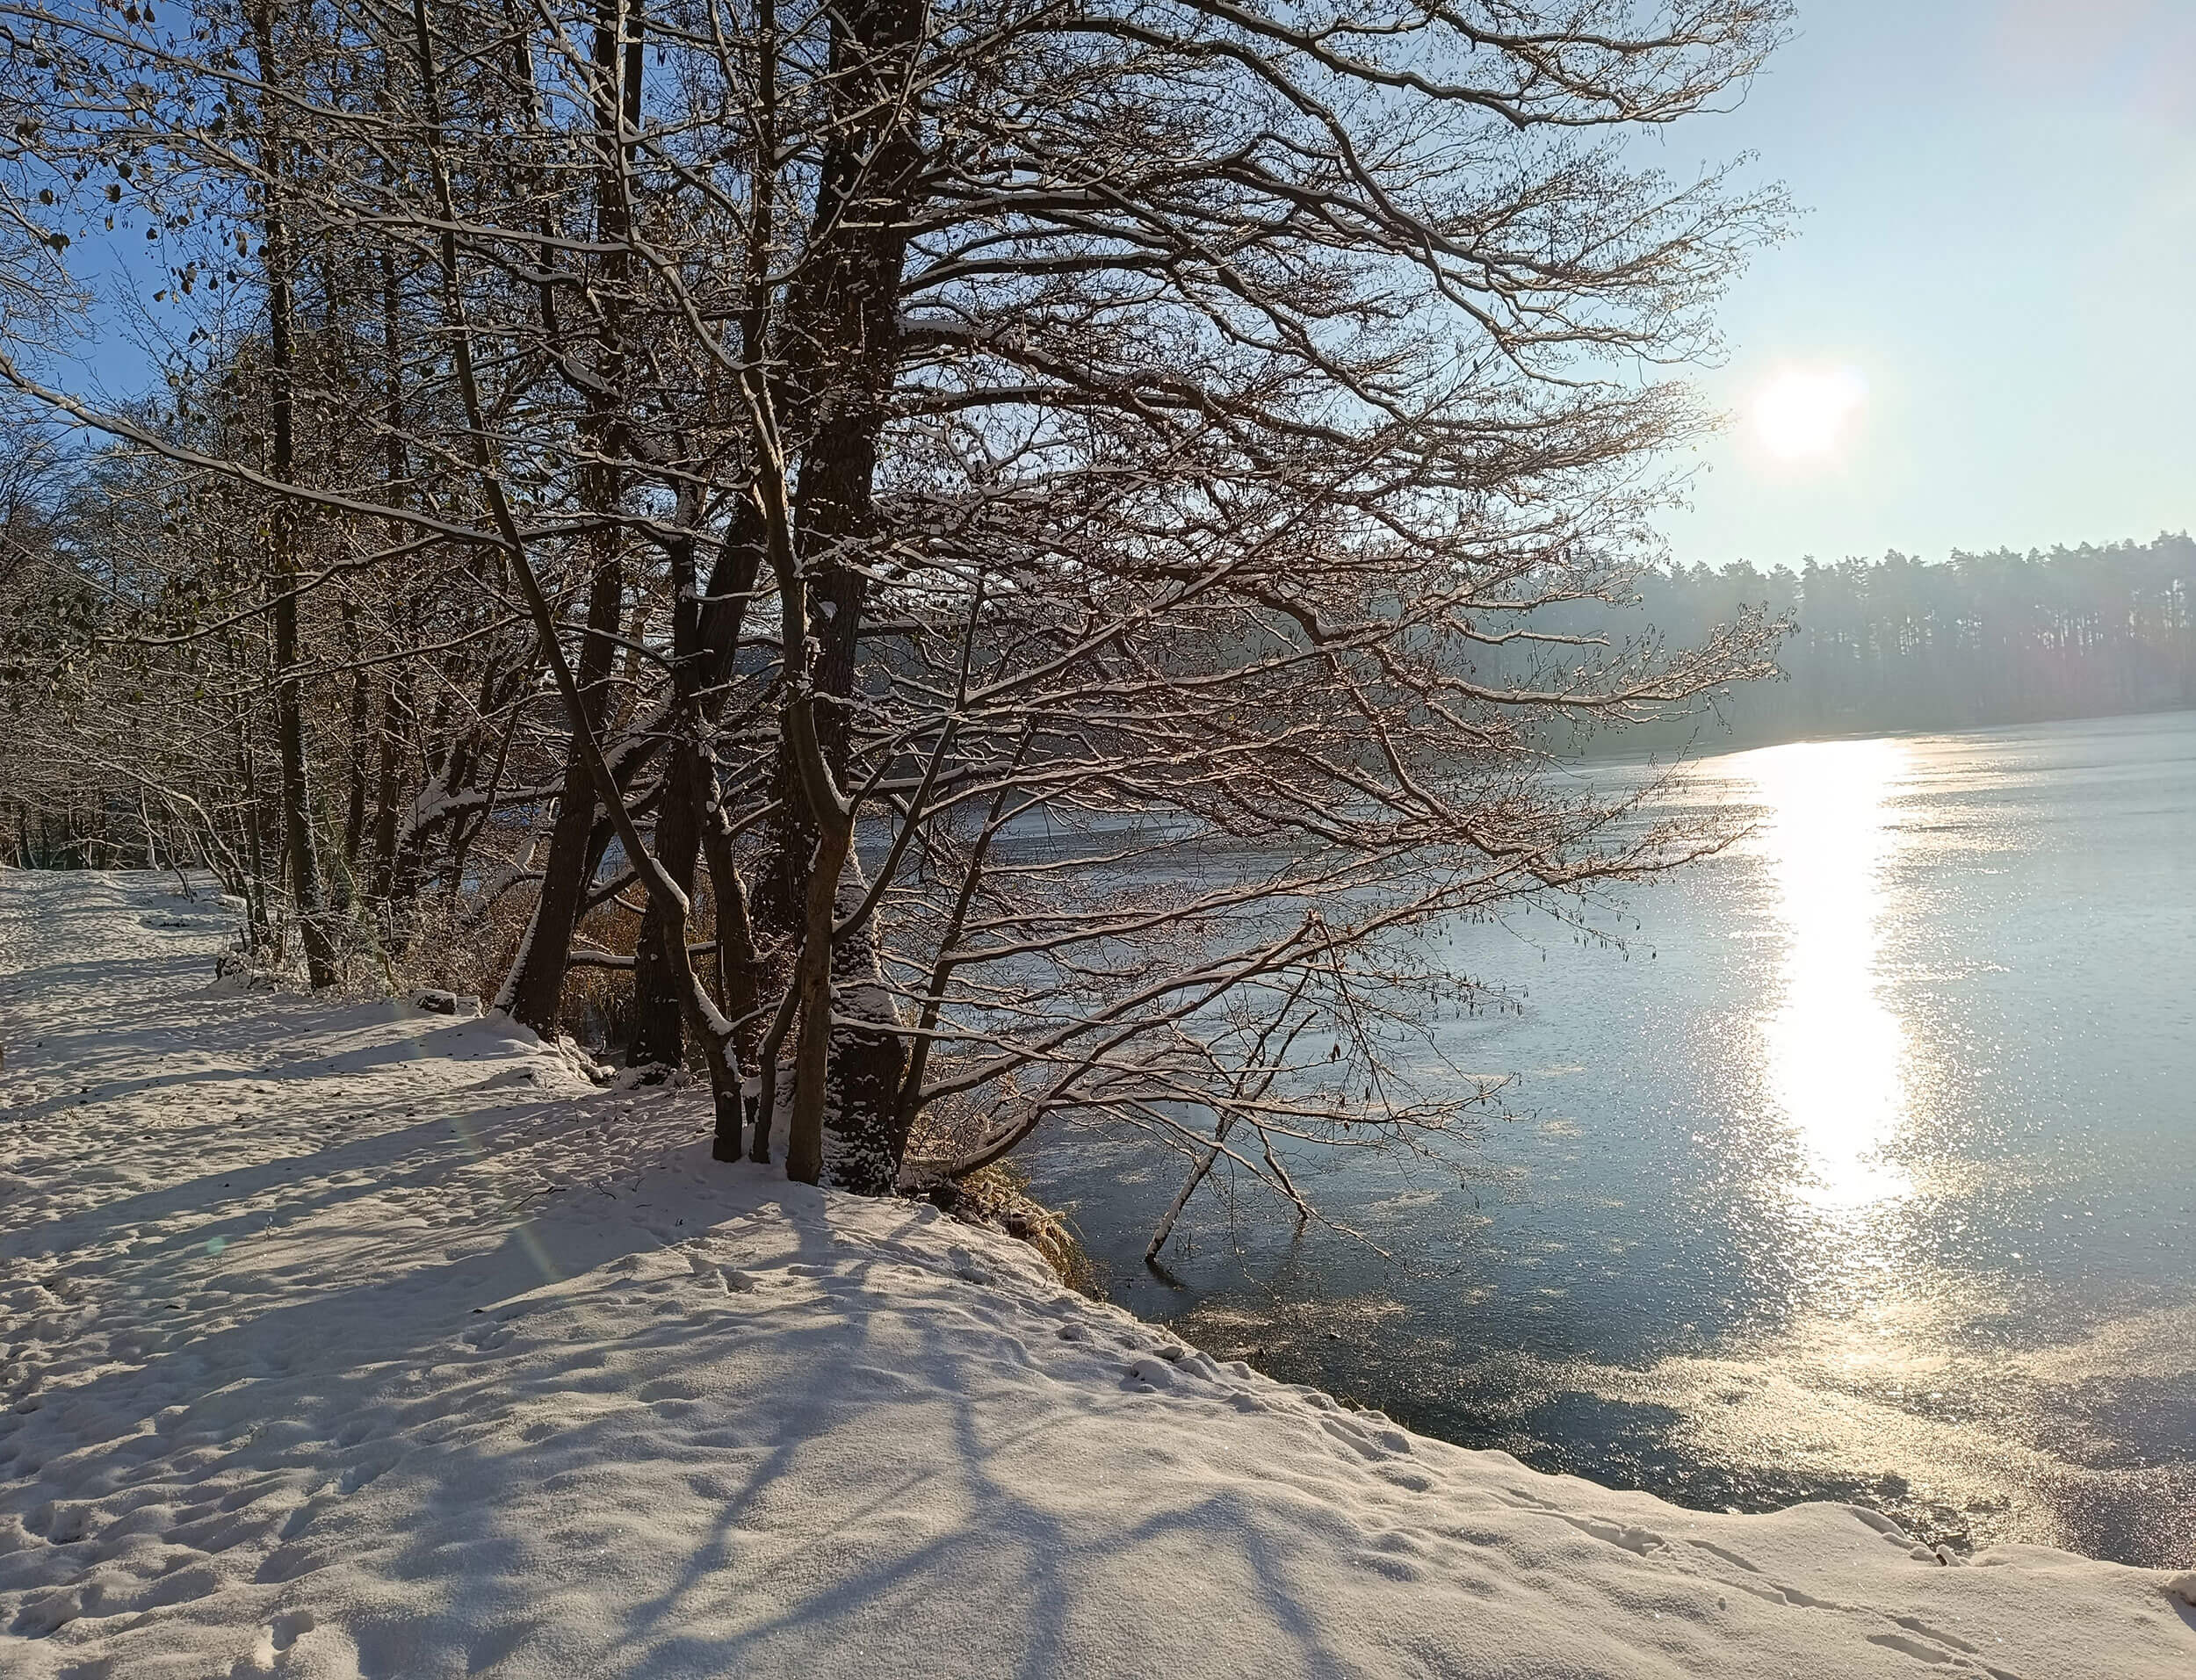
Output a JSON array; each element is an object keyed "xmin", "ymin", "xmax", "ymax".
[
  {"xmin": 1749, "ymin": 365, "xmax": 1867, "ymax": 463},
  {"xmin": 1744, "ymin": 737, "xmax": 1912, "ymax": 1210}
]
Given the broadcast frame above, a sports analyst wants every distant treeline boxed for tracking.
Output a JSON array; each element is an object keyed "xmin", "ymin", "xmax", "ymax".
[{"xmin": 1611, "ymin": 533, "xmax": 2196, "ymax": 751}]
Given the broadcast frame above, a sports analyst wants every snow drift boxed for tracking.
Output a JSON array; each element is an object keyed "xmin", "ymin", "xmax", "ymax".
[{"xmin": 3, "ymin": 870, "xmax": 2192, "ymax": 1677}]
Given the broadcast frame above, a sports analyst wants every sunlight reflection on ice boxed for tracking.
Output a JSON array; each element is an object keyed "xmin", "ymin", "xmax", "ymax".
[{"xmin": 1740, "ymin": 739, "xmax": 1912, "ymax": 1211}]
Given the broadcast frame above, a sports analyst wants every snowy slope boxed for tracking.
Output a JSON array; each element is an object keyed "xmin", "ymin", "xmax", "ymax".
[{"xmin": 3, "ymin": 870, "xmax": 2192, "ymax": 1680}]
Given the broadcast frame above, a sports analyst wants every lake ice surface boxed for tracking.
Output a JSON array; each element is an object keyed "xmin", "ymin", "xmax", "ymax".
[{"xmin": 1037, "ymin": 709, "xmax": 2196, "ymax": 1567}]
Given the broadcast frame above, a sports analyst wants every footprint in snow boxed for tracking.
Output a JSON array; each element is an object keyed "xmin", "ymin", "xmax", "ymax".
[
  {"xmin": 233, "ymin": 1608, "xmax": 318, "ymax": 1676},
  {"xmin": 337, "ymin": 1452, "xmax": 397, "ymax": 1495}
]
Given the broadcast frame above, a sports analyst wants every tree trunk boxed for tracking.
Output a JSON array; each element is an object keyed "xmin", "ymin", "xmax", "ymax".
[
  {"xmin": 250, "ymin": 0, "xmax": 337, "ymax": 990},
  {"xmin": 626, "ymin": 512, "xmax": 764, "ymax": 1065},
  {"xmin": 495, "ymin": 0, "xmax": 642, "ymax": 1039},
  {"xmin": 750, "ymin": 0, "xmax": 925, "ymax": 1184},
  {"xmin": 783, "ymin": 822, "xmax": 852, "ymax": 1186},
  {"xmin": 624, "ymin": 773, "xmax": 701, "ymax": 1066},
  {"xmin": 820, "ymin": 859, "xmax": 911, "ymax": 1193},
  {"xmin": 338, "ymin": 610, "xmax": 372, "ymax": 881},
  {"xmin": 496, "ymin": 541, "xmax": 622, "ymax": 1034},
  {"xmin": 367, "ymin": 660, "xmax": 409, "ymax": 908}
]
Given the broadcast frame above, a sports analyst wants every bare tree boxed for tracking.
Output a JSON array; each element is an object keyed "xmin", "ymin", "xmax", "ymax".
[{"xmin": 0, "ymin": 0, "xmax": 1791, "ymax": 1233}]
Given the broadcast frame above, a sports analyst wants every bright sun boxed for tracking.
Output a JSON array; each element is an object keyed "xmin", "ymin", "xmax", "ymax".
[{"xmin": 1749, "ymin": 365, "xmax": 1867, "ymax": 463}]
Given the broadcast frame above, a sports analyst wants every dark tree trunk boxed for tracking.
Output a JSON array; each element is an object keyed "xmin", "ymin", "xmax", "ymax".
[
  {"xmin": 748, "ymin": 0, "xmax": 918, "ymax": 933},
  {"xmin": 358, "ymin": 197, "xmax": 414, "ymax": 930},
  {"xmin": 626, "ymin": 510, "xmax": 765, "ymax": 1066},
  {"xmin": 251, "ymin": 1, "xmax": 337, "ymax": 990},
  {"xmin": 367, "ymin": 660, "xmax": 409, "ymax": 908},
  {"xmin": 496, "ymin": 0, "xmax": 643, "ymax": 1039},
  {"xmin": 750, "ymin": 0, "xmax": 926, "ymax": 1187},
  {"xmin": 820, "ymin": 865, "xmax": 913, "ymax": 1194},
  {"xmin": 624, "ymin": 775, "xmax": 700, "ymax": 1066},
  {"xmin": 342, "ymin": 616, "xmax": 371, "ymax": 869},
  {"xmin": 498, "ymin": 541, "xmax": 623, "ymax": 1034}
]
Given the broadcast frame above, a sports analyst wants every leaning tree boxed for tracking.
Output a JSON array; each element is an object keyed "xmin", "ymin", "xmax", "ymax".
[{"xmin": 0, "ymin": 0, "xmax": 1790, "ymax": 1220}]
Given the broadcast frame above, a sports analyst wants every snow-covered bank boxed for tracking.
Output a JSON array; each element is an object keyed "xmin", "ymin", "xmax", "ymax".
[{"xmin": 3, "ymin": 871, "xmax": 2191, "ymax": 1679}]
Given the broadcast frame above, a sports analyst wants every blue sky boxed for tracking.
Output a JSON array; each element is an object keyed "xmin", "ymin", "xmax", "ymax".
[
  {"xmin": 54, "ymin": 2, "xmax": 2192, "ymax": 574},
  {"xmin": 1654, "ymin": 0, "xmax": 2196, "ymax": 570}
]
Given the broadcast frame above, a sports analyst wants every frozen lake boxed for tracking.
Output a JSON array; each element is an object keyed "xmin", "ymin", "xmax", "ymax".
[{"xmin": 1035, "ymin": 709, "xmax": 2196, "ymax": 1567}]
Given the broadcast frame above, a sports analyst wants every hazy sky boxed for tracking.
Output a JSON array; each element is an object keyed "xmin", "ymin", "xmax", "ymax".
[{"xmin": 1653, "ymin": 0, "xmax": 2196, "ymax": 572}]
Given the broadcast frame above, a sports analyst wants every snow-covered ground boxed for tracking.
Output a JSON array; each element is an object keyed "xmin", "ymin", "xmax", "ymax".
[{"xmin": 2, "ymin": 870, "xmax": 2191, "ymax": 1679}]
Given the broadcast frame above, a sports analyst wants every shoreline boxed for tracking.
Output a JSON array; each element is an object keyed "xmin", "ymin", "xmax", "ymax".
[{"xmin": 4, "ymin": 869, "xmax": 2192, "ymax": 1676}]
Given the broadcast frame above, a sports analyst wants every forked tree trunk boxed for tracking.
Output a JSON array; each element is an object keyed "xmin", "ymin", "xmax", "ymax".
[
  {"xmin": 751, "ymin": 0, "xmax": 924, "ymax": 1182},
  {"xmin": 497, "ymin": 543, "xmax": 623, "ymax": 1035},
  {"xmin": 626, "ymin": 515, "xmax": 764, "ymax": 1066}
]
